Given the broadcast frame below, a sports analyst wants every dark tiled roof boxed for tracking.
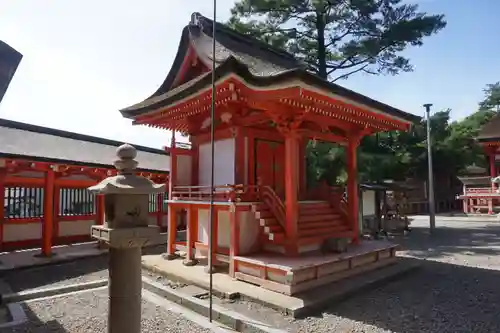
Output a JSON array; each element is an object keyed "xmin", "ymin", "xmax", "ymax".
[
  {"xmin": 0, "ymin": 118, "xmax": 169, "ymax": 172},
  {"xmin": 457, "ymin": 176, "xmax": 492, "ymax": 186},
  {"xmin": 120, "ymin": 13, "xmax": 420, "ymax": 124},
  {"xmin": 0, "ymin": 40, "xmax": 23, "ymax": 104},
  {"xmin": 477, "ymin": 112, "xmax": 500, "ymax": 142}
]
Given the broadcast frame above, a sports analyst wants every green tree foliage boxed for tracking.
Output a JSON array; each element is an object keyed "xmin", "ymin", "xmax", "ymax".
[
  {"xmin": 228, "ymin": 0, "xmax": 446, "ymax": 80},
  {"xmin": 307, "ymin": 104, "xmax": 496, "ymax": 186},
  {"xmin": 479, "ymin": 82, "xmax": 500, "ymax": 112}
]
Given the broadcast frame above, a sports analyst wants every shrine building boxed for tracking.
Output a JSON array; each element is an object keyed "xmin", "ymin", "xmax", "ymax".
[
  {"xmin": 458, "ymin": 113, "xmax": 500, "ymax": 214},
  {"xmin": 0, "ymin": 118, "xmax": 169, "ymax": 256},
  {"xmin": 121, "ymin": 13, "xmax": 420, "ymax": 295}
]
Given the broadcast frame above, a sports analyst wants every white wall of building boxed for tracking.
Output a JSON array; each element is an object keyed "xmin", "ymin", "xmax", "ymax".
[
  {"xmin": 198, "ymin": 138, "xmax": 235, "ymax": 187},
  {"xmin": 176, "ymin": 154, "xmax": 192, "ymax": 186},
  {"xmin": 196, "ymin": 208, "xmax": 260, "ymax": 255},
  {"xmin": 362, "ymin": 190, "xmax": 377, "ymax": 216}
]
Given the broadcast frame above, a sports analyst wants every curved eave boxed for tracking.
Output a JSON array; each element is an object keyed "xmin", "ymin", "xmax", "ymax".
[
  {"xmin": 120, "ymin": 26, "xmax": 192, "ymax": 114},
  {"xmin": 123, "ymin": 57, "xmax": 419, "ymax": 125},
  {"xmin": 477, "ymin": 137, "xmax": 500, "ymax": 144}
]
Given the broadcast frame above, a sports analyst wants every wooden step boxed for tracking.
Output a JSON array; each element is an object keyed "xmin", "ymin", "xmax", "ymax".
[
  {"xmin": 259, "ymin": 217, "xmax": 279, "ymax": 227},
  {"xmin": 299, "ymin": 208, "xmax": 335, "ymax": 216},
  {"xmin": 298, "ymin": 220, "xmax": 345, "ymax": 230},
  {"xmin": 268, "ymin": 232, "xmax": 285, "ymax": 242},
  {"xmin": 298, "ymin": 225, "xmax": 350, "ymax": 237},
  {"xmin": 298, "ymin": 229, "xmax": 353, "ymax": 245},
  {"xmin": 299, "ymin": 203, "xmax": 331, "ymax": 211},
  {"xmin": 299, "ymin": 214, "xmax": 341, "ymax": 223},
  {"xmin": 264, "ymin": 224, "xmax": 283, "ymax": 233},
  {"xmin": 254, "ymin": 210, "xmax": 274, "ymax": 219},
  {"xmin": 252, "ymin": 203, "xmax": 268, "ymax": 211}
]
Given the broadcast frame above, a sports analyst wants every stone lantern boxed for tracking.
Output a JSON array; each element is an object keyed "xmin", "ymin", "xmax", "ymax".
[{"xmin": 88, "ymin": 144, "xmax": 165, "ymax": 333}]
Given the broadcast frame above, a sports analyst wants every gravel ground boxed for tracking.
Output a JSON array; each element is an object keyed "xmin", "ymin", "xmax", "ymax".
[
  {"xmin": 0, "ymin": 288, "xmax": 211, "ymax": 333},
  {"xmin": 149, "ymin": 218, "xmax": 500, "ymax": 333},
  {"xmin": 1, "ymin": 256, "xmax": 109, "ymax": 293},
  {"xmin": 3, "ymin": 218, "xmax": 500, "ymax": 332}
]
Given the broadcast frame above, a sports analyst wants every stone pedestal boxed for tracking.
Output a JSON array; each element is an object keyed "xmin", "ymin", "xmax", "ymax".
[
  {"xmin": 88, "ymin": 144, "xmax": 166, "ymax": 333},
  {"xmin": 108, "ymin": 247, "xmax": 141, "ymax": 333}
]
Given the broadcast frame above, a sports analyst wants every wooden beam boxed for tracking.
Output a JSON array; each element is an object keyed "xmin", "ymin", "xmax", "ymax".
[{"xmin": 298, "ymin": 129, "xmax": 348, "ymax": 145}]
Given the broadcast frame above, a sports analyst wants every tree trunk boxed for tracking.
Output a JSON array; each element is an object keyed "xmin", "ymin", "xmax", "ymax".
[{"xmin": 316, "ymin": 11, "xmax": 327, "ymax": 79}]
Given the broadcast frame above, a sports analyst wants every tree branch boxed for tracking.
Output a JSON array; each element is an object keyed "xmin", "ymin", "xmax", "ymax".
[{"xmin": 331, "ymin": 63, "xmax": 370, "ymax": 82}]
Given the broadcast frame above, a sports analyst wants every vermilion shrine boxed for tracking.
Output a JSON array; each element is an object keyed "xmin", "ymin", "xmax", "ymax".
[
  {"xmin": 458, "ymin": 113, "xmax": 500, "ymax": 215},
  {"xmin": 121, "ymin": 13, "xmax": 420, "ymax": 294}
]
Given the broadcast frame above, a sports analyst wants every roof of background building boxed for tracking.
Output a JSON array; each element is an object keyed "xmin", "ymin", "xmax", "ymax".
[
  {"xmin": 477, "ymin": 112, "xmax": 500, "ymax": 142},
  {"xmin": 0, "ymin": 118, "xmax": 169, "ymax": 172}
]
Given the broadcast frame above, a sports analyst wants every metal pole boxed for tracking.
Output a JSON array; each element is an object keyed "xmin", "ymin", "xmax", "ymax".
[
  {"xmin": 208, "ymin": 0, "xmax": 217, "ymax": 323},
  {"xmin": 423, "ymin": 103, "xmax": 436, "ymax": 233}
]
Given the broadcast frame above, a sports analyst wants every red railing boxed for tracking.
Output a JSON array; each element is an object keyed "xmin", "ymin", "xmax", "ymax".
[
  {"xmin": 259, "ymin": 185, "xmax": 286, "ymax": 230},
  {"xmin": 171, "ymin": 184, "xmax": 260, "ymax": 202},
  {"xmin": 466, "ymin": 187, "xmax": 494, "ymax": 194}
]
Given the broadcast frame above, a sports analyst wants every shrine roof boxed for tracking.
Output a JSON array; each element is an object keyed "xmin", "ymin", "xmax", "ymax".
[
  {"xmin": 0, "ymin": 118, "xmax": 169, "ymax": 172},
  {"xmin": 477, "ymin": 112, "xmax": 500, "ymax": 142},
  {"xmin": 457, "ymin": 176, "xmax": 492, "ymax": 186},
  {"xmin": 120, "ymin": 13, "xmax": 420, "ymax": 125}
]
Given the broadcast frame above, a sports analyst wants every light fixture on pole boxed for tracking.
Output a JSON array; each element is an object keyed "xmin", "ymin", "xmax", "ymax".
[
  {"xmin": 208, "ymin": 0, "xmax": 217, "ymax": 323},
  {"xmin": 423, "ymin": 103, "xmax": 436, "ymax": 233}
]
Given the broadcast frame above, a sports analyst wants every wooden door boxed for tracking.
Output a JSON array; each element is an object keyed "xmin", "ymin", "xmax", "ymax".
[
  {"xmin": 255, "ymin": 140, "xmax": 285, "ymax": 197},
  {"xmin": 273, "ymin": 143, "xmax": 285, "ymax": 198}
]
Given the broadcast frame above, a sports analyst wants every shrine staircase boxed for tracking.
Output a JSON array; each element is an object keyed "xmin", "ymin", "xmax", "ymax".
[{"xmin": 251, "ymin": 187, "xmax": 352, "ymax": 251}]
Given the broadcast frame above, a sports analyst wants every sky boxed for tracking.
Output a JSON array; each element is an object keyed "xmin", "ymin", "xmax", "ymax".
[{"xmin": 0, "ymin": 0, "xmax": 498, "ymax": 149}]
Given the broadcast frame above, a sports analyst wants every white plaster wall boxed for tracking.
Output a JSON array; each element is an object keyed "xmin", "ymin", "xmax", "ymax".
[
  {"xmin": 198, "ymin": 138, "xmax": 235, "ymax": 186},
  {"xmin": 217, "ymin": 211, "xmax": 230, "ymax": 248},
  {"xmin": 176, "ymin": 155, "xmax": 192, "ymax": 186},
  {"xmin": 196, "ymin": 208, "xmax": 259, "ymax": 254},
  {"xmin": 238, "ymin": 211, "xmax": 260, "ymax": 255},
  {"xmin": 362, "ymin": 190, "xmax": 376, "ymax": 216},
  {"xmin": 4, "ymin": 222, "xmax": 42, "ymax": 242},
  {"xmin": 58, "ymin": 220, "xmax": 95, "ymax": 237},
  {"xmin": 197, "ymin": 209, "xmax": 209, "ymax": 243},
  {"xmin": 196, "ymin": 209, "xmax": 230, "ymax": 249}
]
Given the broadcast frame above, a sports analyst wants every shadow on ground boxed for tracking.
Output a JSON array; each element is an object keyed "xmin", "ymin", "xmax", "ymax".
[
  {"xmin": 394, "ymin": 222, "xmax": 500, "ymax": 259},
  {"xmin": 322, "ymin": 257, "xmax": 500, "ymax": 333},
  {"xmin": 0, "ymin": 256, "xmax": 108, "ymax": 293},
  {"xmin": 0, "ymin": 305, "xmax": 68, "ymax": 333}
]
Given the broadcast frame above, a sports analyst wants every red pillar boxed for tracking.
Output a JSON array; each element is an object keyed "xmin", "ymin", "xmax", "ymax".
[
  {"xmin": 284, "ymin": 132, "xmax": 300, "ymax": 251},
  {"xmin": 0, "ymin": 168, "xmax": 6, "ymax": 251},
  {"xmin": 168, "ymin": 132, "xmax": 177, "ymax": 199},
  {"xmin": 53, "ymin": 185, "xmax": 60, "ymax": 240},
  {"xmin": 39, "ymin": 168, "xmax": 55, "ymax": 257},
  {"xmin": 298, "ymin": 138, "xmax": 307, "ymax": 197},
  {"xmin": 211, "ymin": 208, "xmax": 219, "ymax": 258},
  {"xmin": 183, "ymin": 206, "xmax": 197, "ymax": 266},
  {"xmin": 229, "ymin": 205, "xmax": 240, "ymax": 277},
  {"xmin": 490, "ymin": 153, "xmax": 497, "ymax": 190},
  {"xmin": 346, "ymin": 140, "xmax": 360, "ymax": 244},
  {"xmin": 165, "ymin": 205, "xmax": 177, "ymax": 260}
]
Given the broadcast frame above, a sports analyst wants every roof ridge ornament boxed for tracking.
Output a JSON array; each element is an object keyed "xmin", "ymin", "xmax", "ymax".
[{"xmin": 190, "ymin": 12, "xmax": 203, "ymax": 28}]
